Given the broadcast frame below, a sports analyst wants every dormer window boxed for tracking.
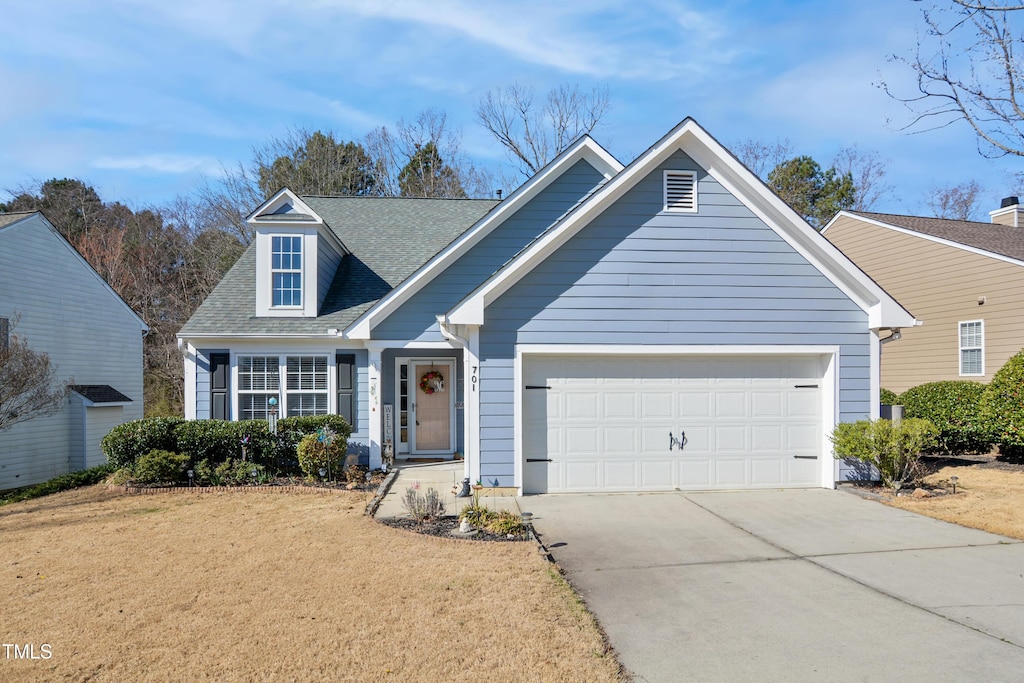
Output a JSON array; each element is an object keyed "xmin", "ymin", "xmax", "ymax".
[{"xmin": 272, "ymin": 236, "xmax": 303, "ymax": 307}]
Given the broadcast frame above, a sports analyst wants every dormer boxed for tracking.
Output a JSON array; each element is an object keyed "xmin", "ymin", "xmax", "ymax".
[{"xmin": 248, "ymin": 189, "xmax": 347, "ymax": 318}]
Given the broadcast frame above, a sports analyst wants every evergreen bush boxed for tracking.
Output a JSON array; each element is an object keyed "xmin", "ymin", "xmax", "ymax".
[
  {"xmin": 101, "ymin": 417, "xmax": 183, "ymax": 468},
  {"xmin": 831, "ymin": 418, "xmax": 938, "ymax": 490},
  {"xmin": 900, "ymin": 380, "xmax": 992, "ymax": 453},
  {"xmin": 982, "ymin": 349, "xmax": 1024, "ymax": 457}
]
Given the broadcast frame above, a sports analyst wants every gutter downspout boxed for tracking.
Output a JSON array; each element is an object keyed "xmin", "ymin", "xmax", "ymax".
[{"xmin": 437, "ymin": 315, "xmax": 473, "ymax": 487}]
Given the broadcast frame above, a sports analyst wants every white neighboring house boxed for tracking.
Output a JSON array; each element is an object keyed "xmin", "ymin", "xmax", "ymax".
[{"xmin": 0, "ymin": 212, "xmax": 148, "ymax": 490}]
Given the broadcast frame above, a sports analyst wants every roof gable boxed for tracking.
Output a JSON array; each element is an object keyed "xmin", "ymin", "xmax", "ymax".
[
  {"xmin": 178, "ymin": 197, "xmax": 497, "ymax": 337},
  {"xmin": 0, "ymin": 212, "xmax": 149, "ymax": 332},
  {"xmin": 446, "ymin": 118, "xmax": 916, "ymax": 331},
  {"xmin": 344, "ymin": 136, "xmax": 622, "ymax": 339},
  {"xmin": 829, "ymin": 211, "xmax": 1024, "ymax": 265}
]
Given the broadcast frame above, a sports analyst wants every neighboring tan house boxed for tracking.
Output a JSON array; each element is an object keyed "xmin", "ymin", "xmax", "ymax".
[
  {"xmin": 0, "ymin": 212, "xmax": 148, "ymax": 490},
  {"xmin": 178, "ymin": 118, "xmax": 915, "ymax": 493},
  {"xmin": 822, "ymin": 201, "xmax": 1024, "ymax": 394}
]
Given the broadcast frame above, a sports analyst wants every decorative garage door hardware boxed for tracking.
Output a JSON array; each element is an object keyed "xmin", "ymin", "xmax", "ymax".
[
  {"xmin": 669, "ymin": 431, "xmax": 688, "ymax": 451},
  {"xmin": 793, "ymin": 455, "xmax": 819, "ymax": 460},
  {"xmin": 527, "ymin": 458, "xmax": 553, "ymax": 462},
  {"xmin": 525, "ymin": 385, "xmax": 551, "ymax": 390},
  {"xmin": 795, "ymin": 384, "xmax": 819, "ymax": 388}
]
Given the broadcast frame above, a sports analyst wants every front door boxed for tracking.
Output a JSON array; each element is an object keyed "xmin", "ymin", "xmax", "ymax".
[{"xmin": 410, "ymin": 360, "xmax": 454, "ymax": 454}]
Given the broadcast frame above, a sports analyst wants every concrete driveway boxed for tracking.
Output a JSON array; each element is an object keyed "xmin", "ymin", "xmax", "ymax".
[{"xmin": 523, "ymin": 489, "xmax": 1024, "ymax": 682}]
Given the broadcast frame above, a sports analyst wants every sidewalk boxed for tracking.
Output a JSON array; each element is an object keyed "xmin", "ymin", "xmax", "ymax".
[{"xmin": 373, "ymin": 460, "xmax": 523, "ymax": 519}]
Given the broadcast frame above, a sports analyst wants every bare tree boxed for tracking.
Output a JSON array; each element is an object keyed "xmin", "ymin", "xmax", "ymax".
[
  {"xmin": 196, "ymin": 162, "xmax": 262, "ymax": 246},
  {"xmin": 733, "ymin": 138, "xmax": 794, "ymax": 179},
  {"xmin": 884, "ymin": 1, "xmax": 1024, "ymax": 157},
  {"xmin": 477, "ymin": 83, "xmax": 610, "ymax": 178},
  {"xmin": 0, "ymin": 316, "xmax": 70, "ymax": 432},
  {"xmin": 925, "ymin": 179, "xmax": 984, "ymax": 220},
  {"xmin": 365, "ymin": 109, "xmax": 492, "ymax": 198},
  {"xmin": 831, "ymin": 146, "xmax": 894, "ymax": 211}
]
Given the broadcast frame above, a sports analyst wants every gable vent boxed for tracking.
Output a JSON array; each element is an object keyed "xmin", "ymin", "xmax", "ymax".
[{"xmin": 664, "ymin": 170, "xmax": 697, "ymax": 213}]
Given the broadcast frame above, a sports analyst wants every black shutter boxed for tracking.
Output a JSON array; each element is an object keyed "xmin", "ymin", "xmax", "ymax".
[
  {"xmin": 336, "ymin": 354, "xmax": 355, "ymax": 428},
  {"xmin": 0, "ymin": 318, "xmax": 7, "ymax": 352},
  {"xmin": 210, "ymin": 352, "xmax": 230, "ymax": 420}
]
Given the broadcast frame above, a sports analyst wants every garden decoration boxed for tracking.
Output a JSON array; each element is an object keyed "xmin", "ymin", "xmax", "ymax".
[{"xmin": 419, "ymin": 369, "xmax": 445, "ymax": 394}]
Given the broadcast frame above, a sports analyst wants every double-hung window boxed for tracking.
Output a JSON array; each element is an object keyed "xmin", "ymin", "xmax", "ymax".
[
  {"xmin": 238, "ymin": 356, "xmax": 280, "ymax": 419},
  {"xmin": 959, "ymin": 320, "xmax": 984, "ymax": 376},
  {"xmin": 286, "ymin": 356, "xmax": 328, "ymax": 416},
  {"xmin": 271, "ymin": 236, "xmax": 302, "ymax": 307},
  {"xmin": 236, "ymin": 354, "xmax": 330, "ymax": 418}
]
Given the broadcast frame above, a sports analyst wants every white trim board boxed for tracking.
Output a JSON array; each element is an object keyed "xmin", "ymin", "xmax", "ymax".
[
  {"xmin": 823, "ymin": 211, "xmax": 1024, "ymax": 269},
  {"xmin": 446, "ymin": 118, "xmax": 916, "ymax": 332},
  {"xmin": 345, "ymin": 136, "xmax": 623, "ymax": 339}
]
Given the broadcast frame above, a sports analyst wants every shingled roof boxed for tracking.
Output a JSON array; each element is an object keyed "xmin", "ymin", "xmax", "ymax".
[
  {"xmin": 851, "ymin": 211, "xmax": 1024, "ymax": 262},
  {"xmin": 179, "ymin": 196, "xmax": 499, "ymax": 336}
]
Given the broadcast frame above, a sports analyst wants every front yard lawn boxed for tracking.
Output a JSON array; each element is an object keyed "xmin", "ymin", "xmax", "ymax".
[
  {"xmin": 882, "ymin": 461, "xmax": 1024, "ymax": 540},
  {"xmin": 0, "ymin": 487, "xmax": 622, "ymax": 682}
]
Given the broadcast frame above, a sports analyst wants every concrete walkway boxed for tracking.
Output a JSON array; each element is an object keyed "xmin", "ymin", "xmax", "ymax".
[
  {"xmin": 373, "ymin": 460, "xmax": 521, "ymax": 519},
  {"xmin": 526, "ymin": 488, "xmax": 1024, "ymax": 683}
]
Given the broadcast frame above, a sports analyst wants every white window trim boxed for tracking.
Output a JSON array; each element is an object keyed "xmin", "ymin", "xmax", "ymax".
[
  {"xmin": 663, "ymin": 170, "xmax": 698, "ymax": 213},
  {"xmin": 958, "ymin": 320, "xmax": 985, "ymax": 376},
  {"xmin": 271, "ymin": 235, "xmax": 303, "ymax": 309},
  {"xmin": 234, "ymin": 353, "xmax": 333, "ymax": 419}
]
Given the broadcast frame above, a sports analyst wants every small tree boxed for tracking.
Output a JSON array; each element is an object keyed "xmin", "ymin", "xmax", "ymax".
[
  {"xmin": 831, "ymin": 418, "xmax": 938, "ymax": 491},
  {"xmin": 981, "ymin": 348, "xmax": 1024, "ymax": 457},
  {"xmin": 0, "ymin": 317, "xmax": 69, "ymax": 432}
]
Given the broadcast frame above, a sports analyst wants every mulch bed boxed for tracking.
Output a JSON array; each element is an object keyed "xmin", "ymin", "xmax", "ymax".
[
  {"xmin": 377, "ymin": 515, "xmax": 532, "ymax": 542},
  {"xmin": 844, "ymin": 451, "xmax": 1024, "ymax": 500}
]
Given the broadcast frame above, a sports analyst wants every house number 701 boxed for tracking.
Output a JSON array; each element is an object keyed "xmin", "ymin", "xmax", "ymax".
[{"xmin": 471, "ymin": 366, "xmax": 478, "ymax": 391}]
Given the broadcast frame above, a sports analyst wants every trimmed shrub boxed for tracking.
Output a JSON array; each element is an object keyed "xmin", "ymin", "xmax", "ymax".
[
  {"xmin": 101, "ymin": 417, "xmax": 183, "ymax": 468},
  {"xmin": 982, "ymin": 349, "xmax": 1024, "ymax": 457},
  {"xmin": 880, "ymin": 388, "xmax": 899, "ymax": 406},
  {"xmin": 193, "ymin": 458, "xmax": 269, "ymax": 486},
  {"xmin": 831, "ymin": 418, "xmax": 938, "ymax": 490},
  {"xmin": 297, "ymin": 427, "xmax": 346, "ymax": 480},
  {"xmin": 173, "ymin": 419, "xmax": 276, "ymax": 466},
  {"xmin": 899, "ymin": 381, "xmax": 992, "ymax": 454},
  {"xmin": 132, "ymin": 449, "xmax": 189, "ymax": 485}
]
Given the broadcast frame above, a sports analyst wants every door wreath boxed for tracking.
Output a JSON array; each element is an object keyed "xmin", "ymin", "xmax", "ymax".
[{"xmin": 419, "ymin": 370, "xmax": 445, "ymax": 394}]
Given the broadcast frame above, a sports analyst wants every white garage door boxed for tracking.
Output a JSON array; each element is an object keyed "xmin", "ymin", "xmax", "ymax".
[{"xmin": 522, "ymin": 355, "xmax": 824, "ymax": 493}]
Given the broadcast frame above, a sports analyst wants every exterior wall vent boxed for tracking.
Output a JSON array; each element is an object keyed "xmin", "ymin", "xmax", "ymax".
[{"xmin": 664, "ymin": 171, "xmax": 697, "ymax": 213}]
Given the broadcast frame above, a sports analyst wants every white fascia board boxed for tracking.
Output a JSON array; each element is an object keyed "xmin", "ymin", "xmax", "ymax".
[
  {"xmin": 449, "ymin": 118, "xmax": 919, "ymax": 330},
  {"xmin": 344, "ymin": 136, "xmax": 623, "ymax": 339},
  {"xmin": 246, "ymin": 188, "xmax": 323, "ymax": 225},
  {"xmin": 827, "ymin": 211, "xmax": 1024, "ymax": 269},
  {"xmin": 516, "ymin": 343, "xmax": 841, "ymax": 357},
  {"xmin": 682, "ymin": 130, "xmax": 918, "ymax": 331}
]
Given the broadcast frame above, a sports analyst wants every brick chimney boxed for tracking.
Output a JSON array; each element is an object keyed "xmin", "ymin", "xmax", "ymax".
[{"xmin": 990, "ymin": 196, "xmax": 1023, "ymax": 227}]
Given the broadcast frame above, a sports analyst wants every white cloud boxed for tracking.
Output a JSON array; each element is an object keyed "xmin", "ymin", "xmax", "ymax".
[{"xmin": 92, "ymin": 154, "xmax": 222, "ymax": 175}]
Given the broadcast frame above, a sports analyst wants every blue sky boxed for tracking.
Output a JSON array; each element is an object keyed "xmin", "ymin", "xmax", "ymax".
[{"xmin": 0, "ymin": 0, "xmax": 1018, "ymax": 218}]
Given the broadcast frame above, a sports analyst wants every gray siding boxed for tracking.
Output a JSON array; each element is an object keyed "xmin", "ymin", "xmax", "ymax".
[
  {"xmin": 372, "ymin": 160, "xmax": 605, "ymax": 341},
  {"xmin": 0, "ymin": 215, "xmax": 145, "ymax": 490},
  {"xmin": 477, "ymin": 151, "xmax": 871, "ymax": 485},
  {"xmin": 317, "ymin": 235, "xmax": 342, "ymax": 313}
]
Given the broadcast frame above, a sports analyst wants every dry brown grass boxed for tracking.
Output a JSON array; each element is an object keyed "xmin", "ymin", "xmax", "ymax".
[
  {"xmin": 885, "ymin": 466, "xmax": 1024, "ymax": 540},
  {"xmin": 0, "ymin": 487, "xmax": 621, "ymax": 682}
]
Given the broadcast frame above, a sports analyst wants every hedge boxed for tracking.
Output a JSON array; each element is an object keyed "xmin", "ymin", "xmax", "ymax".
[
  {"xmin": 982, "ymin": 349, "xmax": 1024, "ymax": 457},
  {"xmin": 880, "ymin": 388, "xmax": 899, "ymax": 406},
  {"xmin": 899, "ymin": 380, "xmax": 992, "ymax": 454},
  {"xmin": 101, "ymin": 415, "xmax": 352, "ymax": 475}
]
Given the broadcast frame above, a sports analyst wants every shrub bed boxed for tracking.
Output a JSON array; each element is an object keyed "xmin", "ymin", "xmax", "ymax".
[
  {"xmin": 0, "ymin": 464, "xmax": 117, "ymax": 506},
  {"xmin": 831, "ymin": 417, "xmax": 938, "ymax": 490},
  {"xmin": 101, "ymin": 415, "xmax": 353, "ymax": 483}
]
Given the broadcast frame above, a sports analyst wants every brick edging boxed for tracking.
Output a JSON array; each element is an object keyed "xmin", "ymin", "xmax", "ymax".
[{"xmin": 115, "ymin": 484, "xmax": 355, "ymax": 495}]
